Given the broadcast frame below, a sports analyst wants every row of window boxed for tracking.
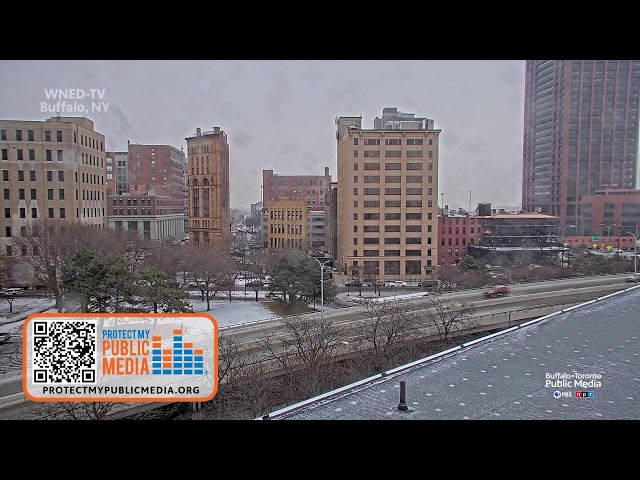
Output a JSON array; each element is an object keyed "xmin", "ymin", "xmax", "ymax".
[
  {"xmin": 355, "ymin": 250, "xmax": 426, "ymax": 257},
  {"xmin": 353, "ymin": 237, "xmax": 423, "ymax": 245},
  {"xmin": 354, "ymin": 200, "xmax": 426, "ymax": 208},
  {"xmin": 355, "ymin": 150, "xmax": 434, "ymax": 158},
  {"xmin": 1, "ymin": 129, "xmax": 62, "ymax": 142},
  {"xmin": 354, "ymin": 188, "xmax": 430, "ymax": 196},
  {"xmin": 4, "ymin": 207, "xmax": 65, "ymax": 221},
  {"xmin": 354, "ymin": 138, "xmax": 433, "ymax": 146},
  {"xmin": 354, "ymin": 175, "xmax": 427, "ymax": 183},
  {"xmin": 356, "ymin": 162, "xmax": 434, "ymax": 171},
  {"xmin": 0, "ymin": 128, "xmax": 103, "ymax": 151},
  {"xmin": 3, "ymin": 187, "xmax": 102, "ymax": 202},
  {"xmin": 356, "ymin": 225, "xmax": 426, "ymax": 233},
  {"xmin": 353, "ymin": 212, "xmax": 425, "ymax": 220},
  {"xmin": 1, "ymin": 148, "xmax": 64, "ymax": 161}
]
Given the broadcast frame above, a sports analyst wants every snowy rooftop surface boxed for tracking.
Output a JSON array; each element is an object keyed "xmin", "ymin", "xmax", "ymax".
[{"xmin": 263, "ymin": 285, "xmax": 640, "ymax": 420}]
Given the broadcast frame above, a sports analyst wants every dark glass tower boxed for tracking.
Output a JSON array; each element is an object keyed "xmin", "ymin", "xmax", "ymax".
[{"xmin": 522, "ymin": 60, "xmax": 640, "ymax": 234}]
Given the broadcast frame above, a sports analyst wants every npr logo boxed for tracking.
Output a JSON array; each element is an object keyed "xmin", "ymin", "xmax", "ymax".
[{"xmin": 575, "ymin": 391, "xmax": 595, "ymax": 398}]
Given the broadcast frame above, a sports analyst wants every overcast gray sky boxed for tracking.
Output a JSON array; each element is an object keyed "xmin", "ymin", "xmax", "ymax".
[{"xmin": 0, "ymin": 60, "xmax": 525, "ymax": 211}]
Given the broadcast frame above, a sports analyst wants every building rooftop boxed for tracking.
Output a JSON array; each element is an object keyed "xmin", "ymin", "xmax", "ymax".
[{"xmin": 261, "ymin": 285, "xmax": 640, "ymax": 420}]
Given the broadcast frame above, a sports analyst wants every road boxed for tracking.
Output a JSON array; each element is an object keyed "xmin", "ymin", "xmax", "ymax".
[{"xmin": 0, "ymin": 274, "xmax": 633, "ymax": 419}]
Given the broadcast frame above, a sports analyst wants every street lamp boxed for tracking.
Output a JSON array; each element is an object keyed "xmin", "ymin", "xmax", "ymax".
[
  {"xmin": 313, "ymin": 258, "xmax": 331, "ymax": 319},
  {"xmin": 601, "ymin": 223, "xmax": 616, "ymax": 240},
  {"xmin": 601, "ymin": 223, "xmax": 616, "ymax": 255}
]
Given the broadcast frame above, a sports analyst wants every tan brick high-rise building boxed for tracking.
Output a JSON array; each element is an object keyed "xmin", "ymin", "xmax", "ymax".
[
  {"xmin": 185, "ymin": 127, "xmax": 231, "ymax": 249},
  {"xmin": 1, "ymin": 116, "xmax": 107, "ymax": 255},
  {"xmin": 336, "ymin": 108, "xmax": 441, "ymax": 282},
  {"xmin": 267, "ymin": 200, "xmax": 308, "ymax": 250}
]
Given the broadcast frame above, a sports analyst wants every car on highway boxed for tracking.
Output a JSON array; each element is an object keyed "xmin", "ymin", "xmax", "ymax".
[
  {"xmin": 345, "ymin": 280, "xmax": 362, "ymax": 287},
  {"xmin": 627, "ymin": 275, "xmax": 639, "ymax": 283},
  {"xmin": 484, "ymin": 285, "xmax": 511, "ymax": 298}
]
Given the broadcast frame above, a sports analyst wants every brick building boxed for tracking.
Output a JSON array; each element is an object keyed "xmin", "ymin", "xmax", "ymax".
[
  {"xmin": 185, "ymin": 127, "xmax": 231, "ymax": 249},
  {"xmin": 262, "ymin": 167, "xmax": 332, "ymax": 211},
  {"xmin": 105, "ymin": 143, "xmax": 186, "ymax": 241}
]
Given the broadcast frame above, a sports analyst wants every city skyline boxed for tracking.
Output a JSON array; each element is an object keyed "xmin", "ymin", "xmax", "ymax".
[{"xmin": 0, "ymin": 60, "xmax": 526, "ymax": 209}]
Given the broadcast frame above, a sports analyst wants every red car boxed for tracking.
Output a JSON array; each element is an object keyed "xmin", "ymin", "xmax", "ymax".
[{"xmin": 484, "ymin": 285, "xmax": 511, "ymax": 298}]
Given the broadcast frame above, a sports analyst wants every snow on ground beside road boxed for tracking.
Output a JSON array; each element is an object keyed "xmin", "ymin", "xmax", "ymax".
[
  {"xmin": 0, "ymin": 297, "xmax": 55, "ymax": 333},
  {"xmin": 188, "ymin": 298, "xmax": 279, "ymax": 328}
]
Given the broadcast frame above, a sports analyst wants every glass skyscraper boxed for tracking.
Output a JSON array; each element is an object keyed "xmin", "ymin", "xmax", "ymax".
[{"xmin": 522, "ymin": 60, "xmax": 640, "ymax": 233}]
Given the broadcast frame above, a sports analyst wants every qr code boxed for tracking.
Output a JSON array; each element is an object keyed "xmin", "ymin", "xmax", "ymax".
[{"xmin": 32, "ymin": 320, "xmax": 97, "ymax": 384}]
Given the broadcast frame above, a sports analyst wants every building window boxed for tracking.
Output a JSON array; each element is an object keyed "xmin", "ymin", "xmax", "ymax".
[
  {"xmin": 48, "ymin": 189, "xmax": 53, "ymax": 200},
  {"xmin": 46, "ymin": 150, "xmax": 52, "ymax": 161},
  {"xmin": 17, "ymin": 149, "xmax": 24, "ymax": 160},
  {"xmin": 0, "ymin": 129, "xmax": 5, "ymax": 140},
  {"xmin": 30, "ymin": 170, "xmax": 36, "ymax": 181},
  {"xmin": 60, "ymin": 208, "xmax": 66, "ymax": 218},
  {"xmin": 28, "ymin": 130, "xmax": 34, "ymax": 141},
  {"xmin": 1, "ymin": 170, "xmax": 7, "ymax": 181},
  {"xmin": 19, "ymin": 189, "xmax": 25, "ymax": 200},
  {"xmin": 353, "ymin": 138, "xmax": 359, "ymax": 145},
  {"xmin": 16, "ymin": 130, "xmax": 23, "ymax": 141},
  {"xmin": 56, "ymin": 131, "xmax": 63, "ymax": 142},
  {"xmin": 18, "ymin": 170, "xmax": 24, "ymax": 181},
  {"xmin": 4, "ymin": 207, "xmax": 9, "ymax": 218},
  {"xmin": 31, "ymin": 208, "xmax": 37, "ymax": 218},
  {"xmin": 45, "ymin": 131, "xmax": 51, "ymax": 141},
  {"xmin": 29, "ymin": 150, "xmax": 35, "ymax": 161},
  {"xmin": 3, "ymin": 189, "xmax": 9, "ymax": 200},
  {"xmin": 57, "ymin": 150, "xmax": 63, "ymax": 161},
  {"xmin": 31, "ymin": 189, "xmax": 36, "ymax": 200},
  {"xmin": 59, "ymin": 189, "xmax": 65, "ymax": 200},
  {"xmin": 407, "ymin": 138, "xmax": 423, "ymax": 145},
  {"xmin": 48, "ymin": 207, "xmax": 54, "ymax": 218},
  {"xmin": 58, "ymin": 171, "xmax": 64, "ymax": 181}
]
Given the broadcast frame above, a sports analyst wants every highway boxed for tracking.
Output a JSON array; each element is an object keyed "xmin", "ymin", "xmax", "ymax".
[{"xmin": 0, "ymin": 274, "xmax": 633, "ymax": 419}]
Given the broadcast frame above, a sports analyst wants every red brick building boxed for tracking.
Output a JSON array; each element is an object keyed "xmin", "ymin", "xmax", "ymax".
[
  {"xmin": 438, "ymin": 213, "xmax": 484, "ymax": 265},
  {"xmin": 263, "ymin": 167, "xmax": 332, "ymax": 211},
  {"xmin": 105, "ymin": 143, "xmax": 186, "ymax": 241}
]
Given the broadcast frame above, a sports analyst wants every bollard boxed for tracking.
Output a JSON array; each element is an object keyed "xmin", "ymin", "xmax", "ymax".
[{"xmin": 398, "ymin": 380, "xmax": 408, "ymax": 411}]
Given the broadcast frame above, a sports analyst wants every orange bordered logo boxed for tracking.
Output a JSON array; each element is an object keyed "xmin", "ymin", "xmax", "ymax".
[{"xmin": 22, "ymin": 313, "xmax": 218, "ymax": 402}]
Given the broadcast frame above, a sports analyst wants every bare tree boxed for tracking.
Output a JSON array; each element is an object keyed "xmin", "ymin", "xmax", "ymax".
[
  {"xmin": 143, "ymin": 241, "xmax": 187, "ymax": 286},
  {"xmin": 1, "ymin": 288, "xmax": 22, "ymax": 313},
  {"xmin": 355, "ymin": 298, "xmax": 417, "ymax": 363},
  {"xmin": 186, "ymin": 244, "xmax": 237, "ymax": 310},
  {"xmin": 422, "ymin": 295, "xmax": 478, "ymax": 341},
  {"xmin": 11, "ymin": 219, "xmax": 127, "ymax": 312},
  {"xmin": 23, "ymin": 401, "xmax": 118, "ymax": 420},
  {"xmin": 245, "ymin": 248, "xmax": 269, "ymax": 273},
  {"xmin": 435, "ymin": 264, "xmax": 462, "ymax": 292},
  {"xmin": 259, "ymin": 315, "xmax": 342, "ymax": 398}
]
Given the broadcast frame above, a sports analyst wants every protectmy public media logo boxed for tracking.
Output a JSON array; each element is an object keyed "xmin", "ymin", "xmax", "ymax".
[{"xmin": 23, "ymin": 313, "xmax": 218, "ymax": 402}]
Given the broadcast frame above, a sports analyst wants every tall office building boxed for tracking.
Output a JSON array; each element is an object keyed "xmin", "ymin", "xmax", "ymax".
[
  {"xmin": 522, "ymin": 60, "xmax": 640, "ymax": 234},
  {"xmin": 336, "ymin": 108, "xmax": 440, "ymax": 282},
  {"xmin": 185, "ymin": 127, "xmax": 231, "ymax": 249},
  {"xmin": 1, "ymin": 116, "xmax": 107, "ymax": 255}
]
